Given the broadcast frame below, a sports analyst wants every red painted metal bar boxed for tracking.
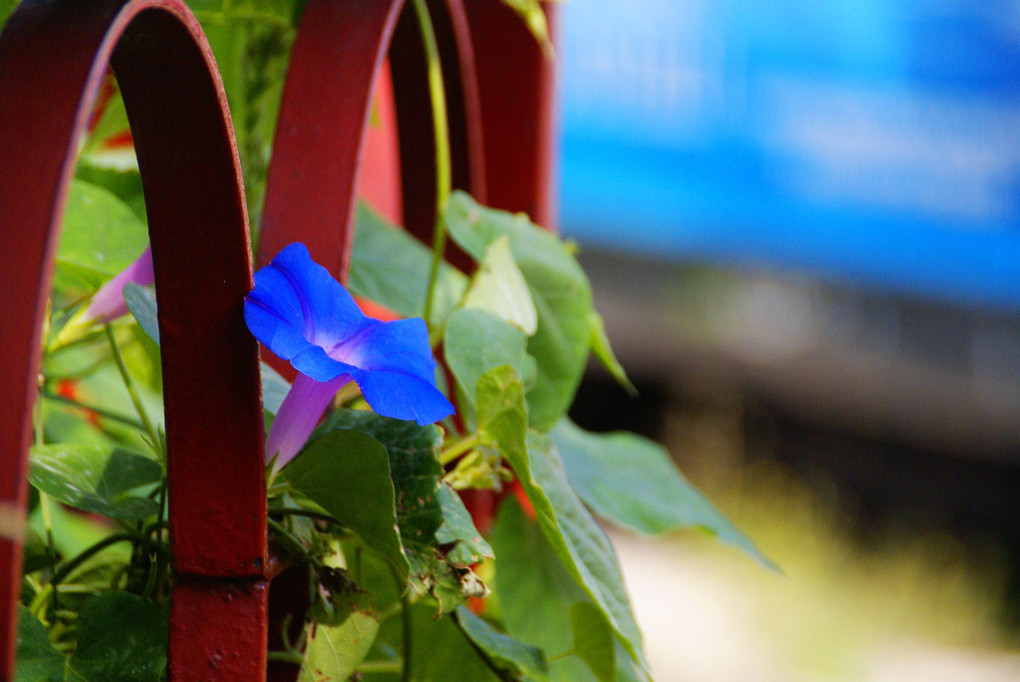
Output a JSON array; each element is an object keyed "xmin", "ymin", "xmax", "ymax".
[
  {"xmin": 0, "ymin": 1, "xmax": 266, "ymax": 679},
  {"xmin": 259, "ymin": 4, "xmax": 485, "ymax": 677},
  {"xmin": 389, "ymin": 0, "xmax": 486, "ymax": 267},
  {"xmin": 463, "ymin": 1, "xmax": 558, "ymax": 229},
  {"xmin": 258, "ymin": 0, "xmax": 405, "ymax": 279},
  {"xmin": 357, "ymin": 62, "xmax": 404, "ymax": 226},
  {"xmin": 259, "ymin": 0, "xmax": 484, "ymax": 275}
]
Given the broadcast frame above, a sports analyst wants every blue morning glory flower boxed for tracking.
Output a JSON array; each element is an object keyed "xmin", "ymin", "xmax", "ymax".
[{"xmin": 245, "ymin": 242, "xmax": 454, "ymax": 469}]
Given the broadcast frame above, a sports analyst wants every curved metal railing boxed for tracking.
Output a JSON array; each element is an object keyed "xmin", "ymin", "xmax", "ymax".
[{"xmin": 0, "ymin": 0, "xmax": 553, "ymax": 678}]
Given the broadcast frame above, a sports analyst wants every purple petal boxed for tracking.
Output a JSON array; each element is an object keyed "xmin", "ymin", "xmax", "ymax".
[
  {"xmin": 266, "ymin": 373, "xmax": 349, "ymax": 468},
  {"xmin": 245, "ymin": 243, "xmax": 374, "ymax": 365},
  {"xmin": 82, "ymin": 247, "xmax": 154, "ymax": 323}
]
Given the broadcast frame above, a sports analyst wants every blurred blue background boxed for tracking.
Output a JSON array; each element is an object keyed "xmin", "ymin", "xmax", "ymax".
[
  {"xmin": 559, "ymin": 0, "xmax": 1020, "ymax": 311},
  {"xmin": 557, "ymin": 0, "xmax": 1020, "ymax": 461},
  {"xmin": 555, "ymin": 4, "xmax": 1020, "ymax": 677}
]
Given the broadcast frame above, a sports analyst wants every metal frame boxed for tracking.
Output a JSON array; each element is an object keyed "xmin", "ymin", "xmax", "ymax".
[{"xmin": 0, "ymin": 0, "xmax": 555, "ymax": 678}]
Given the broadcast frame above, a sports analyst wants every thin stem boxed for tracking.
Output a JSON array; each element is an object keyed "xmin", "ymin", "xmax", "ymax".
[
  {"xmin": 140, "ymin": 548, "xmax": 160, "ymax": 601},
  {"xmin": 157, "ymin": 477, "xmax": 167, "ymax": 528},
  {"xmin": 266, "ymin": 651, "xmax": 305, "ymax": 665},
  {"xmin": 439, "ymin": 433, "xmax": 481, "ymax": 465},
  {"xmin": 267, "ymin": 517, "xmax": 312, "ymax": 563},
  {"xmin": 104, "ymin": 325, "xmax": 162, "ymax": 460},
  {"xmin": 49, "ymin": 533, "xmax": 136, "ymax": 598},
  {"xmin": 32, "ymin": 397, "xmax": 60, "ymax": 596},
  {"xmin": 143, "ymin": 518, "xmax": 169, "ymax": 539},
  {"xmin": 267, "ymin": 508, "xmax": 339, "ymax": 525},
  {"xmin": 358, "ymin": 660, "xmax": 403, "ymax": 674},
  {"xmin": 413, "ymin": 0, "xmax": 453, "ymax": 325},
  {"xmin": 42, "ymin": 390, "xmax": 147, "ymax": 430},
  {"xmin": 33, "ymin": 390, "xmax": 44, "ymax": 446},
  {"xmin": 38, "ymin": 492, "xmax": 58, "ymax": 612}
]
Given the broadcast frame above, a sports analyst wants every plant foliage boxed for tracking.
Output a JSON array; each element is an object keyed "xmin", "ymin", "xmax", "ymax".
[{"xmin": 7, "ymin": 1, "xmax": 766, "ymax": 680}]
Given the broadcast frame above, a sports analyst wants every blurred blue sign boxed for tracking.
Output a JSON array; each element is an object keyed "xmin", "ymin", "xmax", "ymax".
[{"xmin": 558, "ymin": 0, "xmax": 1020, "ymax": 310}]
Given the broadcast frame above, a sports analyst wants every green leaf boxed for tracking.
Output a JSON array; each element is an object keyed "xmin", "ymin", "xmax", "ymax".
[
  {"xmin": 434, "ymin": 483, "xmax": 493, "ymax": 567},
  {"xmin": 57, "ymin": 180, "xmax": 148, "ymax": 277},
  {"xmin": 29, "ymin": 444, "xmax": 161, "ymax": 521},
  {"xmin": 445, "ymin": 192, "xmax": 592, "ymax": 431},
  {"xmin": 123, "ymin": 284, "xmax": 159, "ymax": 345},
  {"xmin": 371, "ymin": 603, "xmax": 501, "ymax": 681},
  {"xmin": 490, "ymin": 500, "xmax": 601, "ymax": 682},
  {"xmin": 314, "ymin": 411, "xmax": 493, "ymax": 615},
  {"xmin": 1, "ymin": 0, "xmax": 21, "ymax": 29},
  {"xmin": 298, "ymin": 612, "xmax": 380, "ymax": 682},
  {"xmin": 551, "ymin": 419, "xmax": 772, "ymax": 567},
  {"xmin": 587, "ymin": 311, "xmax": 636, "ymax": 397},
  {"xmin": 284, "ymin": 430, "xmax": 410, "ymax": 578},
  {"xmin": 307, "ymin": 410, "xmax": 484, "ymax": 610},
  {"xmin": 516, "ymin": 433, "xmax": 648, "ymax": 673},
  {"xmin": 444, "ymin": 309, "xmax": 537, "ymax": 408},
  {"xmin": 260, "ymin": 362, "xmax": 290, "ymax": 416},
  {"xmin": 50, "ymin": 262, "xmax": 109, "ymax": 308},
  {"xmin": 311, "ymin": 410, "xmax": 443, "ymax": 584},
  {"xmin": 463, "ymin": 235, "xmax": 538, "ymax": 335},
  {"xmin": 455, "ymin": 606, "xmax": 551, "ymax": 681},
  {"xmin": 475, "ymin": 366, "xmax": 529, "ymax": 466},
  {"xmin": 74, "ymin": 161, "xmax": 146, "ymax": 221},
  {"xmin": 68, "ymin": 591, "xmax": 167, "ymax": 681},
  {"xmin": 191, "ymin": 1, "xmax": 297, "ymax": 228},
  {"xmin": 570, "ymin": 603, "xmax": 616, "ymax": 682},
  {"xmin": 14, "ymin": 606, "xmax": 64, "ymax": 682},
  {"xmin": 350, "ymin": 203, "xmax": 467, "ymax": 320},
  {"xmin": 476, "ymin": 374, "xmax": 647, "ymax": 675}
]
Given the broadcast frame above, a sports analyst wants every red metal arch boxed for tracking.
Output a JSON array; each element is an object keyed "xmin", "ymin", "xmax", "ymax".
[
  {"xmin": 464, "ymin": 0, "xmax": 558, "ymax": 228},
  {"xmin": 257, "ymin": 0, "xmax": 486, "ymax": 278},
  {"xmin": 0, "ymin": 1, "xmax": 266, "ymax": 678},
  {"xmin": 0, "ymin": 0, "xmax": 557, "ymax": 678}
]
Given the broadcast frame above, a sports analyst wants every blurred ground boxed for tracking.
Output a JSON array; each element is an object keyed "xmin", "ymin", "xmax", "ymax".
[
  {"xmin": 571, "ymin": 356, "xmax": 1020, "ymax": 680},
  {"xmin": 576, "ymin": 389, "xmax": 1020, "ymax": 681},
  {"xmin": 613, "ymin": 525, "xmax": 1020, "ymax": 682}
]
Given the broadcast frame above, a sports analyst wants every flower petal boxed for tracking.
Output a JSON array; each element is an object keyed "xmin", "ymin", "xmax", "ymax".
[
  {"xmin": 82, "ymin": 246, "xmax": 154, "ymax": 324},
  {"xmin": 357, "ymin": 369, "xmax": 455, "ymax": 426},
  {"xmin": 244, "ymin": 292, "xmax": 315, "ymax": 363},
  {"xmin": 270, "ymin": 243, "xmax": 369, "ymax": 347},
  {"xmin": 266, "ymin": 373, "xmax": 349, "ymax": 469},
  {"xmin": 337, "ymin": 318, "xmax": 437, "ymax": 383},
  {"xmin": 290, "ymin": 344, "xmax": 361, "ymax": 383},
  {"xmin": 246, "ymin": 242, "xmax": 454, "ymax": 435},
  {"xmin": 245, "ymin": 242, "xmax": 372, "ymax": 370}
]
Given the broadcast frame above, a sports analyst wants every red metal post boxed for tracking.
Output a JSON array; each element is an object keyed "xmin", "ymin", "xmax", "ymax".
[
  {"xmin": 463, "ymin": 1, "xmax": 558, "ymax": 229},
  {"xmin": 259, "ymin": 0, "xmax": 485, "ymax": 275},
  {"xmin": 257, "ymin": 4, "xmax": 486, "ymax": 677},
  {"xmin": 0, "ymin": 0, "xmax": 552, "ymax": 678},
  {"xmin": 0, "ymin": 1, "xmax": 267, "ymax": 679},
  {"xmin": 389, "ymin": 0, "xmax": 486, "ymax": 268},
  {"xmin": 258, "ymin": 0, "xmax": 406, "ymax": 280}
]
